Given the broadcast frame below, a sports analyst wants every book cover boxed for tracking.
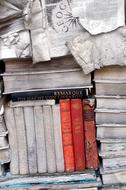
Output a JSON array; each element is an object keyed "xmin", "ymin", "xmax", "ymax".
[
  {"xmin": 60, "ymin": 99, "xmax": 75, "ymax": 172},
  {"xmin": 71, "ymin": 99, "xmax": 86, "ymax": 171},
  {"xmin": 83, "ymin": 98, "xmax": 99, "ymax": 169}
]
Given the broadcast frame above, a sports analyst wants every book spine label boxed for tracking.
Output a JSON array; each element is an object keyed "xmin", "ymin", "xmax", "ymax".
[
  {"xmin": 83, "ymin": 98, "xmax": 99, "ymax": 169},
  {"xmin": 60, "ymin": 99, "xmax": 75, "ymax": 172},
  {"xmin": 11, "ymin": 89, "xmax": 87, "ymax": 101},
  {"xmin": 71, "ymin": 99, "xmax": 86, "ymax": 171}
]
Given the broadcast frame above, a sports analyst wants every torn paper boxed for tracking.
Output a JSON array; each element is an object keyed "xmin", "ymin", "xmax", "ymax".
[
  {"xmin": 67, "ymin": 27, "xmax": 126, "ymax": 74},
  {"xmin": 71, "ymin": 0, "xmax": 125, "ymax": 35}
]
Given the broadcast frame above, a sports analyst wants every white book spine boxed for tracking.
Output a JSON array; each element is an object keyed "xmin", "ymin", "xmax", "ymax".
[
  {"xmin": 4, "ymin": 107, "xmax": 19, "ymax": 174},
  {"xmin": 34, "ymin": 106, "xmax": 47, "ymax": 173},
  {"xmin": 24, "ymin": 107, "xmax": 37, "ymax": 174},
  {"xmin": 14, "ymin": 107, "xmax": 29, "ymax": 174},
  {"xmin": 43, "ymin": 106, "xmax": 56, "ymax": 173},
  {"xmin": 52, "ymin": 104, "xmax": 64, "ymax": 172}
]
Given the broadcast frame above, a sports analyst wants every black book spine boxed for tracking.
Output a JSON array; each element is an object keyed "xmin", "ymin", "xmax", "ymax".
[{"xmin": 11, "ymin": 89, "xmax": 88, "ymax": 101}]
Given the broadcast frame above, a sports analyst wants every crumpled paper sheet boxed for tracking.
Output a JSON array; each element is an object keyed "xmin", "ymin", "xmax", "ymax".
[
  {"xmin": 71, "ymin": 0, "xmax": 125, "ymax": 35},
  {"xmin": 67, "ymin": 27, "xmax": 126, "ymax": 74}
]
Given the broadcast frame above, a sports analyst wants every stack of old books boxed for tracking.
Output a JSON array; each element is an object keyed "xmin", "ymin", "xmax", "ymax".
[
  {"xmin": 0, "ymin": 56, "xmax": 101, "ymax": 189},
  {"xmin": 0, "ymin": 62, "xmax": 10, "ymax": 176},
  {"xmin": 95, "ymin": 66, "xmax": 126, "ymax": 187},
  {"xmin": 0, "ymin": 97, "xmax": 10, "ymax": 177}
]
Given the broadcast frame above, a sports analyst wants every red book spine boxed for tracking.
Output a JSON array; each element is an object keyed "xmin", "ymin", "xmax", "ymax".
[
  {"xmin": 60, "ymin": 99, "xmax": 75, "ymax": 172},
  {"xmin": 83, "ymin": 98, "xmax": 99, "ymax": 169},
  {"xmin": 71, "ymin": 99, "xmax": 86, "ymax": 171}
]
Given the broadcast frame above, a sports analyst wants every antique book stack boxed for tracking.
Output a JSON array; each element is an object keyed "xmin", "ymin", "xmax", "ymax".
[
  {"xmin": 2, "ymin": 56, "xmax": 92, "ymax": 97},
  {"xmin": 0, "ymin": 56, "xmax": 101, "ymax": 189},
  {"xmin": 95, "ymin": 66, "xmax": 126, "ymax": 187}
]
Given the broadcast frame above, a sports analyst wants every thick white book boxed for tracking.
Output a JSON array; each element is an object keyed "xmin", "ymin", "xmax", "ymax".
[
  {"xmin": 14, "ymin": 107, "xmax": 29, "ymax": 174},
  {"xmin": 52, "ymin": 104, "xmax": 64, "ymax": 172},
  {"xmin": 43, "ymin": 106, "xmax": 56, "ymax": 173},
  {"xmin": 2, "ymin": 68, "xmax": 91, "ymax": 94},
  {"xmin": 95, "ymin": 109, "xmax": 126, "ymax": 124},
  {"xmin": 34, "ymin": 106, "xmax": 47, "ymax": 173},
  {"xmin": 95, "ymin": 80, "xmax": 126, "ymax": 96},
  {"xmin": 4, "ymin": 107, "xmax": 19, "ymax": 175},
  {"xmin": 4, "ymin": 56, "xmax": 79, "ymax": 73},
  {"xmin": 96, "ymin": 95, "xmax": 126, "ymax": 110},
  {"xmin": 95, "ymin": 66, "xmax": 126, "ymax": 80},
  {"xmin": 102, "ymin": 170, "xmax": 126, "ymax": 185},
  {"xmin": 97, "ymin": 124, "xmax": 126, "ymax": 139},
  {"xmin": 100, "ymin": 140, "xmax": 126, "ymax": 158},
  {"xmin": 24, "ymin": 107, "xmax": 37, "ymax": 174},
  {"xmin": 102, "ymin": 157, "xmax": 126, "ymax": 173}
]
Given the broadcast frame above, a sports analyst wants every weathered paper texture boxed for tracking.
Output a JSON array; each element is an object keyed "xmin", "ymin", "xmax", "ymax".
[
  {"xmin": 0, "ymin": 0, "xmax": 31, "ymax": 59},
  {"xmin": 67, "ymin": 27, "xmax": 126, "ymax": 74},
  {"xmin": 44, "ymin": 0, "xmax": 84, "ymax": 59},
  {"xmin": 0, "ymin": 30, "xmax": 31, "ymax": 59},
  {"xmin": 71, "ymin": 0, "xmax": 125, "ymax": 35}
]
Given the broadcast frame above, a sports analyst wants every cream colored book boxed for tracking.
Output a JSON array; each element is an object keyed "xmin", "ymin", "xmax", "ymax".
[
  {"xmin": 43, "ymin": 105, "xmax": 56, "ymax": 173},
  {"xmin": 4, "ymin": 107, "xmax": 19, "ymax": 175},
  {"xmin": 34, "ymin": 106, "xmax": 47, "ymax": 173},
  {"xmin": 52, "ymin": 104, "xmax": 64, "ymax": 172},
  {"xmin": 14, "ymin": 107, "xmax": 28, "ymax": 174},
  {"xmin": 24, "ymin": 107, "xmax": 37, "ymax": 174}
]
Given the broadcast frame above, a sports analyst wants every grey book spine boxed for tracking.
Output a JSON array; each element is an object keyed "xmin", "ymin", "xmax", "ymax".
[
  {"xmin": 43, "ymin": 106, "xmax": 56, "ymax": 173},
  {"xmin": 52, "ymin": 104, "xmax": 64, "ymax": 172},
  {"xmin": 24, "ymin": 107, "xmax": 37, "ymax": 174},
  {"xmin": 4, "ymin": 107, "xmax": 19, "ymax": 174},
  {"xmin": 34, "ymin": 106, "xmax": 47, "ymax": 173},
  {"xmin": 14, "ymin": 107, "xmax": 28, "ymax": 174}
]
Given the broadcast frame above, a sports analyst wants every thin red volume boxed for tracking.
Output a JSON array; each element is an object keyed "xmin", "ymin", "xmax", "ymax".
[
  {"xmin": 83, "ymin": 98, "xmax": 99, "ymax": 169},
  {"xmin": 71, "ymin": 99, "xmax": 86, "ymax": 171},
  {"xmin": 60, "ymin": 99, "xmax": 75, "ymax": 172}
]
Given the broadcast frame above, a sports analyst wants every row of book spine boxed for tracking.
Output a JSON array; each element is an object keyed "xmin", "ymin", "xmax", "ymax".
[
  {"xmin": 60, "ymin": 98, "xmax": 99, "ymax": 172},
  {"xmin": 4, "ymin": 98, "xmax": 99, "ymax": 175}
]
